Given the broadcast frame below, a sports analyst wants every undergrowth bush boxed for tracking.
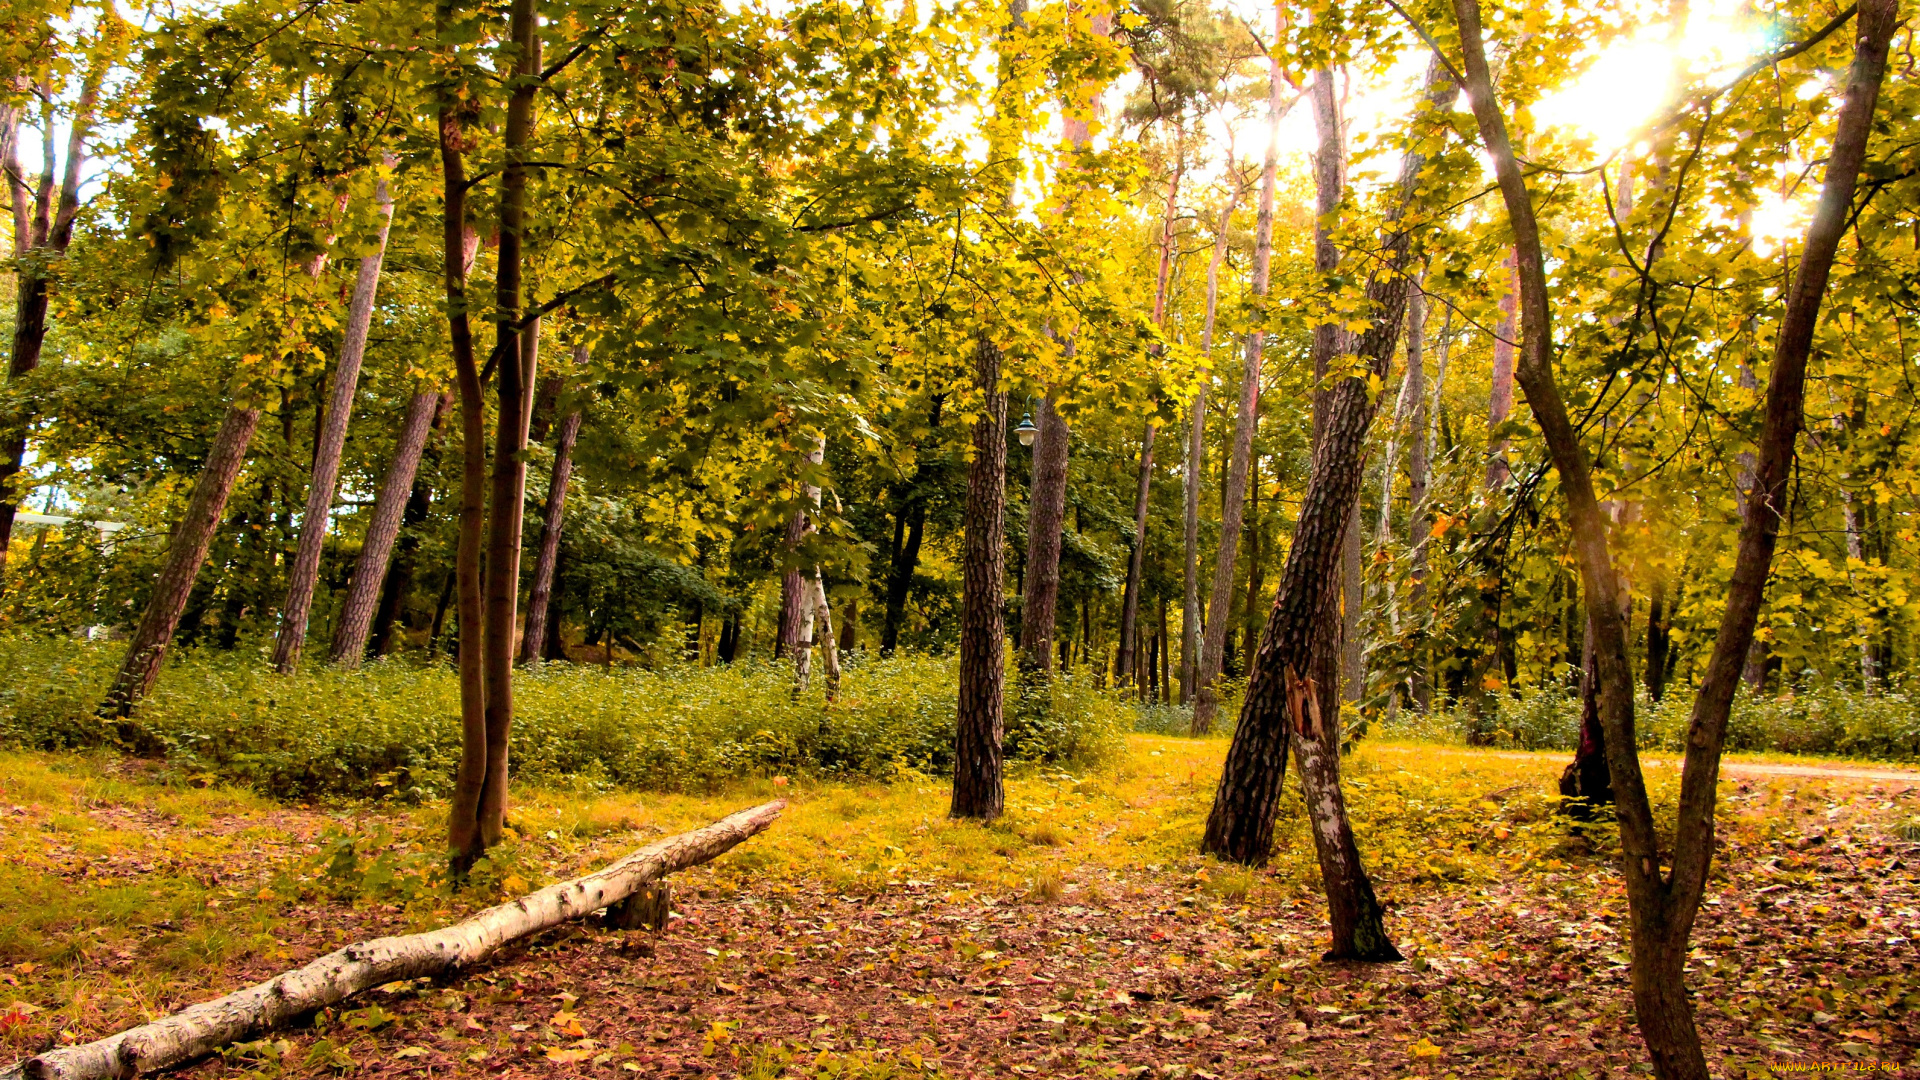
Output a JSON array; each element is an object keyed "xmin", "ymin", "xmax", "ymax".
[
  {"xmin": 1376, "ymin": 679, "xmax": 1920, "ymax": 762},
  {"xmin": 0, "ymin": 636, "xmax": 1128, "ymax": 800}
]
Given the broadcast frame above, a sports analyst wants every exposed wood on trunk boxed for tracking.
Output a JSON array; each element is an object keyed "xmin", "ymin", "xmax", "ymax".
[
  {"xmin": 1203, "ymin": 58, "xmax": 1455, "ymax": 944},
  {"xmin": 1451, "ymin": 1, "xmax": 1894, "ymax": 1074},
  {"xmin": 272, "ymin": 168, "xmax": 397, "ymax": 673},
  {"xmin": 1191, "ymin": 37, "xmax": 1289, "ymax": 734},
  {"xmin": 6, "ymin": 802, "xmax": 785, "ymax": 1080},
  {"xmin": 521, "ymin": 346, "xmax": 586, "ymax": 665},
  {"xmin": 101, "ymin": 407, "xmax": 263, "ymax": 717}
]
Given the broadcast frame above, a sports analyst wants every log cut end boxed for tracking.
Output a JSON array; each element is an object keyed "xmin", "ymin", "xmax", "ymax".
[{"xmin": 607, "ymin": 882, "xmax": 672, "ymax": 931}]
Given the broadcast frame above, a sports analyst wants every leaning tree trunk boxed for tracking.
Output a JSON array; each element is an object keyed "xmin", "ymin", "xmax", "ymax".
[
  {"xmin": 1452, "ymin": 1, "xmax": 1894, "ymax": 1075},
  {"xmin": 1204, "ymin": 58, "xmax": 1455, "ymax": 909},
  {"xmin": 952, "ymin": 332, "xmax": 1010, "ymax": 821},
  {"xmin": 1190, "ymin": 48, "xmax": 1287, "ymax": 734},
  {"xmin": 5, "ymin": 801, "xmax": 785, "ymax": 1080},
  {"xmin": 102, "ymin": 406, "xmax": 262, "ymax": 717},
  {"xmin": 272, "ymin": 169, "xmax": 396, "ymax": 673},
  {"xmin": 331, "ymin": 391, "xmax": 446, "ymax": 665},
  {"xmin": 0, "ymin": 61, "xmax": 102, "ymax": 571},
  {"xmin": 521, "ymin": 352, "xmax": 583, "ymax": 666}
]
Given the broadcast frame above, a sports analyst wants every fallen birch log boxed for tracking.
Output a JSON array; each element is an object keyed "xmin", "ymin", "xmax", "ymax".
[{"xmin": 5, "ymin": 799, "xmax": 786, "ymax": 1080}]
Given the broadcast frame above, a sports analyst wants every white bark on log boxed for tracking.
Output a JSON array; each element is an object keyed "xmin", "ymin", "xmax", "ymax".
[{"xmin": 5, "ymin": 800, "xmax": 786, "ymax": 1080}]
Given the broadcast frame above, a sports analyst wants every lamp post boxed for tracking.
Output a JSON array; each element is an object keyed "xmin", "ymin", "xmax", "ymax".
[{"xmin": 1014, "ymin": 410, "xmax": 1038, "ymax": 449}]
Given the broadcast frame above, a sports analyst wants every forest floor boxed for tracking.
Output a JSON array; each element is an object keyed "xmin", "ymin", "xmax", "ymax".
[{"xmin": 1, "ymin": 737, "xmax": 1916, "ymax": 1080}]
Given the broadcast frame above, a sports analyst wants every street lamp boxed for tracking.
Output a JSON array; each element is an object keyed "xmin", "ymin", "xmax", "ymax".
[{"xmin": 1014, "ymin": 411, "xmax": 1038, "ymax": 448}]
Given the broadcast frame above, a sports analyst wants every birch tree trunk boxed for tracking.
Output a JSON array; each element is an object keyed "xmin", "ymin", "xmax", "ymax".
[
  {"xmin": 332, "ymin": 390, "xmax": 446, "ymax": 666},
  {"xmin": 272, "ymin": 169, "xmax": 396, "ymax": 673},
  {"xmin": 1181, "ymin": 194, "xmax": 1235, "ymax": 711},
  {"xmin": 521, "ymin": 351, "xmax": 584, "ymax": 666},
  {"xmin": 793, "ymin": 434, "xmax": 828, "ymax": 694},
  {"xmin": 1452, "ymin": 1, "xmax": 1893, "ymax": 1073},
  {"xmin": 7, "ymin": 802, "xmax": 786, "ymax": 1080},
  {"xmin": 101, "ymin": 407, "xmax": 263, "ymax": 717},
  {"xmin": 1190, "ymin": 42, "xmax": 1286, "ymax": 734}
]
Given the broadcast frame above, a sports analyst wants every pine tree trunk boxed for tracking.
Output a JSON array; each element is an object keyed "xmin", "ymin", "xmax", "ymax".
[
  {"xmin": 1190, "ymin": 52, "xmax": 1287, "ymax": 734},
  {"xmin": 273, "ymin": 171, "xmax": 395, "ymax": 673},
  {"xmin": 1240, "ymin": 457, "xmax": 1264, "ymax": 675},
  {"xmin": 332, "ymin": 391, "xmax": 445, "ymax": 666},
  {"xmin": 952, "ymin": 333, "xmax": 1009, "ymax": 821},
  {"xmin": 1204, "ymin": 58, "xmax": 1453, "ymax": 893},
  {"xmin": 0, "ymin": 64, "xmax": 101, "ymax": 570},
  {"xmin": 521, "ymin": 356, "xmax": 582, "ymax": 666},
  {"xmin": 1122, "ymin": 154, "xmax": 1183, "ymax": 691},
  {"xmin": 103, "ymin": 407, "xmax": 262, "ymax": 717}
]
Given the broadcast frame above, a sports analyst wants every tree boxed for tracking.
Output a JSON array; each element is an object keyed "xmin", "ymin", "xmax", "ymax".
[
  {"xmin": 1202, "ymin": 56, "xmax": 1458, "ymax": 966},
  {"xmin": 1449, "ymin": 0, "xmax": 1897, "ymax": 1072},
  {"xmin": 271, "ymin": 163, "xmax": 396, "ymax": 673}
]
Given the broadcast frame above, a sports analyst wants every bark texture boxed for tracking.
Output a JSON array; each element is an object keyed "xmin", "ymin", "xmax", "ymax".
[
  {"xmin": 1117, "ymin": 422, "xmax": 1154, "ymax": 683},
  {"xmin": 952, "ymin": 333, "xmax": 1009, "ymax": 822},
  {"xmin": 331, "ymin": 390, "xmax": 446, "ymax": 665},
  {"xmin": 1019, "ymin": 394, "xmax": 1070, "ymax": 673},
  {"xmin": 1203, "ymin": 59, "xmax": 1455, "ymax": 900},
  {"xmin": 1181, "ymin": 195, "xmax": 1236, "ymax": 711},
  {"xmin": 1451, "ymin": 1, "xmax": 1894, "ymax": 1074},
  {"xmin": 102, "ymin": 407, "xmax": 262, "ymax": 716},
  {"xmin": 272, "ymin": 171, "xmax": 396, "ymax": 673},
  {"xmin": 521, "ymin": 350, "xmax": 584, "ymax": 665},
  {"xmin": 7, "ymin": 801, "xmax": 785, "ymax": 1080},
  {"xmin": 1190, "ymin": 43, "xmax": 1286, "ymax": 734}
]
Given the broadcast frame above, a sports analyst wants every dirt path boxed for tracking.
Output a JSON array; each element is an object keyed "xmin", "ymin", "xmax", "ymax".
[{"xmin": 1370, "ymin": 744, "xmax": 1920, "ymax": 785}]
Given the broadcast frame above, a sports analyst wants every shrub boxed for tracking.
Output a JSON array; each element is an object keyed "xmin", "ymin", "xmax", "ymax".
[
  {"xmin": 0, "ymin": 637, "xmax": 1129, "ymax": 800},
  {"xmin": 1376, "ymin": 678, "xmax": 1920, "ymax": 762}
]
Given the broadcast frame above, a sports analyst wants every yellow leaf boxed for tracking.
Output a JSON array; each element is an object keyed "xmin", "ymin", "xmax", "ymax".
[
  {"xmin": 1410, "ymin": 1037, "xmax": 1444, "ymax": 1058},
  {"xmin": 545, "ymin": 1046, "xmax": 594, "ymax": 1063}
]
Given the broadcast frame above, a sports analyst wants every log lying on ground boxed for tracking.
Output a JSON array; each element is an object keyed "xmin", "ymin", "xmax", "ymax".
[{"xmin": 5, "ymin": 800, "xmax": 786, "ymax": 1080}]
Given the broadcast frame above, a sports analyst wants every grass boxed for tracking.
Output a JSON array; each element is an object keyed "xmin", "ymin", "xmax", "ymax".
[{"xmin": 3, "ymin": 732, "xmax": 1914, "ymax": 1063}]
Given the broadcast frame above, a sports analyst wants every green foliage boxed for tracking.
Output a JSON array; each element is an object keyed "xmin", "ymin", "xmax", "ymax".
[
  {"xmin": 0, "ymin": 637, "xmax": 1127, "ymax": 800},
  {"xmin": 1378, "ymin": 683, "xmax": 1920, "ymax": 762}
]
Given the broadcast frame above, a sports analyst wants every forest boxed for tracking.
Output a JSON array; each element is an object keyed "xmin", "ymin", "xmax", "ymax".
[{"xmin": 0, "ymin": 0, "xmax": 1916, "ymax": 1076}]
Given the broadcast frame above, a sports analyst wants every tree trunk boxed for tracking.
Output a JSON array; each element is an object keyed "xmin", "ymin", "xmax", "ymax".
[
  {"xmin": 333, "ymin": 391, "xmax": 446, "ymax": 665},
  {"xmin": 521, "ymin": 353, "xmax": 583, "ymax": 666},
  {"xmin": 272, "ymin": 169, "xmax": 396, "ymax": 673},
  {"xmin": 1191, "ymin": 49, "xmax": 1288, "ymax": 734},
  {"xmin": 792, "ymin": 435, "xmax": 829, "ymax": 693},
  {"xmin": 1240, "ymin": 456, "xmax": 1264, "ymax": 677},
  {"xmin": 0, "ymin": 62, "xmax": 102, "ymax": 571},
  {"xmin": 1019, "ymin": 393, "xmax": 1070, "ymax": 674},
  {"xmin": 1182, "ymin": 197, "xmax": 1236, "ymax": 711},
  {"xmin": 1204, "ymin": 56, "xmax": 1453, "ymax": 898},
  {"xmin": 9, "ymin": 802, "xmax": 786, "ymax": 1080},
  {"xmin": 102, "ymin": 407, "xmax": 262, "ymax": 717},
  {"xmin": 952, "ymin": 333, "xmax": 1009, "ymax": 821},
  {"xmin": 1451, "ymin": 1, "xmax": 1894, "ymax": 1074},
  {"xmin": 882, "ymin": 397, "xmax": 941, "ymax": 655},
  {"xmin": 439, "ymin": 32, "xmax": 494, "ymax": 871},
  {"xmin": 1117, "ymin": 423, "xmax": 1154, "ymax": 684},
  {"xmin": 1484, "ymin": 250, "xmax": 1518, "ymax": 491},
  {"xmin": 1645, "ymin": 574, "xmax": 1670, "ymax": 702},
  {"xmin": 1841, "ymin": 487, "xmax": 1877, "ymax": 689}
]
